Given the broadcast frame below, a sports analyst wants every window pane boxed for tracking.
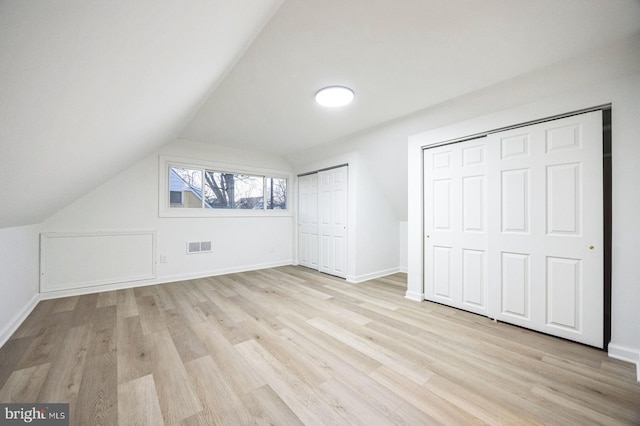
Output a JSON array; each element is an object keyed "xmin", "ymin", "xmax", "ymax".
[
  {"xmin": 204, "ymin": 171, "xmax": 233, "ymax": 208},
  {"xmin": 205, "ymin": 171, "xmax": 264, "ymax": 209},
  {"xmin": 169, "ymin": 167, "xmax": 203, "ymax": 208},
  {"xmin": 235, "ymin": 174, "xmax": 264, "ymax": 209},
  {"xmin": 267, "ymin": 178, "xmax": 287, "ymax": 209}
]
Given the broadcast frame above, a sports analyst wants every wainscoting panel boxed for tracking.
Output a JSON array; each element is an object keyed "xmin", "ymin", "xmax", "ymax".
[{"xmin": 40, "ymin": 230, "xmax": 156, "ymax": 293}]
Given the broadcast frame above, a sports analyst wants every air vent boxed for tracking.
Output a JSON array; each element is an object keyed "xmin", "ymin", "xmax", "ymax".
[{"xmin": 186, "ymin": 241, "xmax": 212, "ymax": 254}]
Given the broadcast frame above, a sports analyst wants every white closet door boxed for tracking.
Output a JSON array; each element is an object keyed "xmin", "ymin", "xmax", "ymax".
[
  {"xmin": 318, "ymin": 166, "xmax": 348, "ymax": 278},
  {"xmin": 423, "ymin": 138, "xmax": 489, "ymax": 317},
  {"xmin": 424, "ymin": 110, "xmax": 603, "ymax": 347},
  {"xmin": 487, "ymin": 111, "xmax": 603, "ymax": 347},
  {"xmin": 298, "ymin": 173, "xmax": 319, "ymax": 269}
]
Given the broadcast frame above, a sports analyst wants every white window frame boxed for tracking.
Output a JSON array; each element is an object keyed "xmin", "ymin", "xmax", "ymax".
[{"xmin": 159, "ymin": 154, "xmax": 292, "ymax": 218}]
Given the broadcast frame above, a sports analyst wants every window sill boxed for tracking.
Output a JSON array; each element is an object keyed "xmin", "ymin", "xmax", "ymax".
[{"xmin": 158, "ymin": 208, "xmax": 292, "ymax": 219}]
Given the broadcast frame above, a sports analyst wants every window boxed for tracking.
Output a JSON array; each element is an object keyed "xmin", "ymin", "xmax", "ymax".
[{"xmin": 164, "ymin": 160, "xmax": 289, "ymax": 215}]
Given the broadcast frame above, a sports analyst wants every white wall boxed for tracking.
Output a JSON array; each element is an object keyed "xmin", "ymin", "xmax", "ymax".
[
  {"xmin": 291, "ymin": 151, "xmax": 400, "ymax": 282},
  {"xmin": 40, "ymin": 139, "xmax": 295, "ymax": 296},
  {"xmin": 287, "ymin": 106, "xmax": 410, "ymax": 281},
  {"xmin": 399, "ymin": 221, "xmax": 408, "ymax": 273},
  {"xmin": 288, "ymin": 116, "xmax": 410, "ymax": 221},
  {"xmin": 352, "ymin": 157, "xmax": 400, "ymax": 281},
  {"xmin": 0, "ymin": 224, "xmax": 40, "ymax": 346},
  {"xmin": 406, "ymin": 36, "xmax": 640, "ymax": 376}
]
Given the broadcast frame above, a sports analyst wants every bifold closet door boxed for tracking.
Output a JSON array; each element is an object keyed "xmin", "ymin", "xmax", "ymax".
[
  {"xmin": 298, "ymin": 166, "xmax": 348, "ymax": 278},
  {"xmin": 424, "ymin": 111, "xmax": 603, "ymax": 347}
]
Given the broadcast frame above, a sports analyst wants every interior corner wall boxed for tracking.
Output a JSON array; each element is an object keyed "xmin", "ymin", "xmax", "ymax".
[
  {"xmin": 407, "ymin": 70, "xmax": 640, "ymax": 371},
  {"xmin": 39, "ymin": 139, "xmax": 295, "ymax": 297},
  {"xmin": 399, "ymin": 221, "xmax": 408, "ymax": 273},
  {"xmin": 292, "ymin": 151, "xmax": 400, "ymax": 282},
  {"xmin": 352, "ymin": 157, "xmax": 400, "ymax": 281},
  {"xmin": 0, "ymin": 224, "xmax": 40, "ymax": 346}
]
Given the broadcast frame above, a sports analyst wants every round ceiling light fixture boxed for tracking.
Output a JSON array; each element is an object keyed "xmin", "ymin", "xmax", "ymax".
[{"xmin": 314, "ymin": 86, "xmax": 355, "ymax": 107}]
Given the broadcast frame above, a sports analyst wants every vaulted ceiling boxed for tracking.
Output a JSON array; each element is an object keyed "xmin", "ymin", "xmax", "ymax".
[
  {"xmin": 0, "ymin": 0, "xmax": 283, "ymax": 228},
  {"xmin": 182, "ymin": 0, "xmax": 640, "ymax": 154},
  {"xmin": 2, "ymin": 0, "xmax": 640, "ymax": 228}
]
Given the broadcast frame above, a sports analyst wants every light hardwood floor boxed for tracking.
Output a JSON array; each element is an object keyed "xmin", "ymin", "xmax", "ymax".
[{"xmin": 0, "ymin": 266, "xmax": 638, "ymax": 425}]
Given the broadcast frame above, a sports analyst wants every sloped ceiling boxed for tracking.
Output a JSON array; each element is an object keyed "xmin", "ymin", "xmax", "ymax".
[
  {"xmin": 182, "ymin": 0, "xmax": 640, "ymax": 155},
  {"xmin": 0, "ymin": 0, "xmax": 283, "ymax": 228},
  {"xmin": 2, "ymin": 0, "xmax": 640, "ymax": 229}
]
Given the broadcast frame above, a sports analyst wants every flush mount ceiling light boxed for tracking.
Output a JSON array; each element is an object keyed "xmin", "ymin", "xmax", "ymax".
[{"xmin": 314, "ymin": 86, "xmax": 355, "ymax": 107}]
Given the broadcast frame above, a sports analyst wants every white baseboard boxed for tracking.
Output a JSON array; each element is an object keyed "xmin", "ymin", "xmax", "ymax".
[
  {"xmin": 0, "ymin": 293, "xmax": 40, "ymax": 348},
  {"xmin": 155, "ymin": 260, "xmax": 294, "ymax": 287},
  {"xmin": 38, "ymin": 260, "xmax": 294, "ymax": 300},
  {"xmin": 347, "ymin": 267, "xmax": 403, "ymax": 284},
  {"xmin": 405, "ymin": 290, "xmax": 424, "ymax": 301},
  {"xmin": 608, "ymin": 343, "xmax": 640, "ymax": 381}
]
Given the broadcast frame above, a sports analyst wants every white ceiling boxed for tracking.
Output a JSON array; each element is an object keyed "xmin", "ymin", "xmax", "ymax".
[{"xmin": 182, "ymin": 0, "xmax": 640, "ymax": 155}]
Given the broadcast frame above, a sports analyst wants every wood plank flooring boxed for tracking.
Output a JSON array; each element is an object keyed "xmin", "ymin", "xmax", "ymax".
[{"xmin": 1, "ymin": 266, "xmax": 638, "ymax": 425}]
